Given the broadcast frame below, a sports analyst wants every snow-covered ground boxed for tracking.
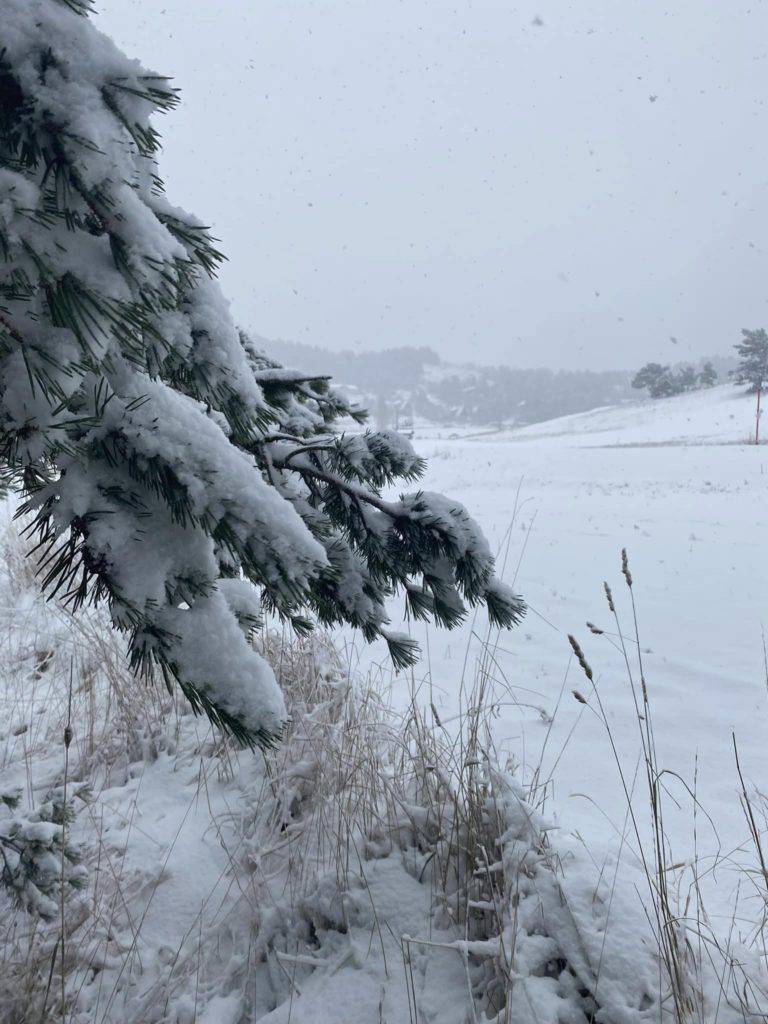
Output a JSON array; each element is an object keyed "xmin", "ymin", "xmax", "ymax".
[
  {"xmin": 501, "ymin": 380, "xmax": 759, "ymax": 446},
  {"xmin": 1, "ymin": 563, "xmax": 656, "ymax": 1024},
  {"xmin": 2, "ymin": 382, "xmax": 766, "ymax": 1022},
  {"xmin": 353, "ymin": 384, "xmax": 768, "ymax": 922}
]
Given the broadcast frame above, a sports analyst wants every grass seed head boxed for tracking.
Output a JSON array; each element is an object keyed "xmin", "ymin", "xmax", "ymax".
[
  {"xmin": 603, "ymin": 581, "xmax": 615, "ymax": 613},
  {"xmin": 567, "ymin": 634, "xmax": 594, "ymax": 682},
  {"xmin": 621, "ymin": 548, "xmax": 633, "ymax": 587}
]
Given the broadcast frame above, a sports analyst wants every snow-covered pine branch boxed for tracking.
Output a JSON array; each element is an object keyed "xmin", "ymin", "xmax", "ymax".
[
  {"xmin": 0, "ymin": 0, "xmax": 524, "ymax": 747},
  {"xmin": 0, "ymin": 783, "xmax": 89, "ymax": 920}
]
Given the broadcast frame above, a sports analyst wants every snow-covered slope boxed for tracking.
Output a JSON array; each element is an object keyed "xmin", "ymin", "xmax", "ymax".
[
  {"xmin": 503, "ymin": 383, "xmax": 756, "ymax": 446},
  {"xmin": 3, "ymin": 383, "xmax": 767, "ymax": 1023},
  {"xmin": 0, "ymin": 545, "xmax": 660, "ymax": 1024},
  {"xmin": 354, "ymin": 382, "xmax": 768, "ymax": 950}
]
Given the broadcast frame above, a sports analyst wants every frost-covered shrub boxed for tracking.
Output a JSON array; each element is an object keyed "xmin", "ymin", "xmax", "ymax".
[
  {"xmin": 0, "ymin": 783, "xmax": 88, "ymax": 921},
  {"xmin": 0, "ymin": 0, "xmax": 523, "ymax": 748},
  {"xmin": 221, "ymin": 639, "xmax": 660, "ymax": 1024}
]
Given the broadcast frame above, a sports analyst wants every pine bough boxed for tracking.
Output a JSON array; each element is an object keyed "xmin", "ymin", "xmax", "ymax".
[
  {"xmin": 0, "ymin": 0, "xmax": 524, "ymax": 746},
  {"xmin": 0, "ymin": 784, "xmax": 88, "ymax": 921}
]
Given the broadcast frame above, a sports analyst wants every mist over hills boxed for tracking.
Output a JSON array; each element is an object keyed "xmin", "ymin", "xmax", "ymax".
[{"xmin": 256, "ymin": 335, "xmax": 736, "ymax": 428}]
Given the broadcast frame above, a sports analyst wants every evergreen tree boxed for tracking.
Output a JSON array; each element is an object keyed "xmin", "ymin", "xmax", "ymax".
[
  {"xmin": 631, "ymin": 361, "xmax": 712, "ymax": 399},
  {"xmin": 631, "ymin": 362, "xmax": 676, "ymax": 398},
  {"xmin": 733, "ymin": 328, "xmax": 768, "ymax": 394},
  {"xmin": 697, "ymin": 361, "xmax": 717, "ymax": 388},
  {"xmin": 674, "ymin": 363, "xmax": 698, "ymax": 393},
  {"xmin": 0, "ymin": 0, "xmax": 523, "ymax": 747},
  {"xmin": 733, "ymin": 328, "xmax": 768, "ymax": 444}
]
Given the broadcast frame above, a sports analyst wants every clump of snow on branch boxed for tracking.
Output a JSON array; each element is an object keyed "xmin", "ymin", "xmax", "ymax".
[{"xmin": 0, "ymin": 783, "xmax": 89, "ymax": 921}]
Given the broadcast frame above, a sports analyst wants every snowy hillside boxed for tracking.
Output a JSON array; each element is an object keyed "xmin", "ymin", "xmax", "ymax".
[
  {"xmin": 501, "ymin": 382, "xmax": 757, "ymax": 446},
  {"xmin": 355, "ymin": 383, "xmax": 768, "ymax": 978},
  {"xmin": 2, "ymin": 1, "xmax": 765, "ymax": 1021},
  {"xmin": 3, "ymin": 380, "xmax": 767, "ymax": 1024},
  {"xmin": 0, "ymin": 535, "xmax": 659, "ymax": 1024}
]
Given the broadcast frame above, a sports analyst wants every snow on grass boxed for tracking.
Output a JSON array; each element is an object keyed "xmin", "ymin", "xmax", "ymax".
[
  {"xmin": 342, "ymin": 384, "xmax": 768, "ymax": 1013},
  {"xmin": 0, "ymin": 517, "xmax": 664, "ymax": 1023},
  {"xmin": 2, "ymin": 383, "xmax": 768, "ymax": 1022}
]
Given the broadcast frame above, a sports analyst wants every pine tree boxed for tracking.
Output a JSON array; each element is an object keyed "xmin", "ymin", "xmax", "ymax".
[
  {"xmin": 0, "ymin": 0, "xmax": 523, "ymax": 747},
  {"xmin": 674, "ymin": 363, "xmax": 698, "ymax": 393},
  {"xmin": 697, "ymin": 361, "xmax": 717, "ymax": 388},
  {"xmin": 733, "ymin": 329, "xmax": 768, "ymax": 393},
  {"xmin": 733, "ymin": 328, "xmax": 768, "ymax": 444},
  {"xmin": 631, "ymin": 362, "xmax": 675, "ymax": 399}
]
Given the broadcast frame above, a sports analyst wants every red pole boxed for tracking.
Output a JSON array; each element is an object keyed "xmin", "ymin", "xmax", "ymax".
[{"xmin": 756, "ymin": 385, "xmax": 762, "ymax": 445}]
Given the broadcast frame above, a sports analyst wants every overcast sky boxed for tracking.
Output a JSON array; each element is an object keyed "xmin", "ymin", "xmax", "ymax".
[{"xmin": 96, "ymin": 1, "xmax": 768, "ymax": 370}]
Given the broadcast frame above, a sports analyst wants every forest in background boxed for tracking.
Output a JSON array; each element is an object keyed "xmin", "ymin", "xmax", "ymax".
[{"xmin": 259, "ymin": 335, "xmax": 738, "ymax": 427}]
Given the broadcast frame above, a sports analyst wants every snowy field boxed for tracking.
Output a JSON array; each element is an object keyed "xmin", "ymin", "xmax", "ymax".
[
  {"xmin": 352, "ymin": 383, "xmax": 768, "ymax": 921},
  {"xmin": 2, "ymin": 382, "xmax": 766, "ymax": 1022}
]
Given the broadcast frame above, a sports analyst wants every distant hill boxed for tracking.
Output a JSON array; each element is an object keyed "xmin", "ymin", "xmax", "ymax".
[
  {"xmin": 500, "ymin": 382, "xmax": 755, "ymax": 447},
  {"xmin": 254, "ymin": 334, "xmax": 736, "ymax": 429}
]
